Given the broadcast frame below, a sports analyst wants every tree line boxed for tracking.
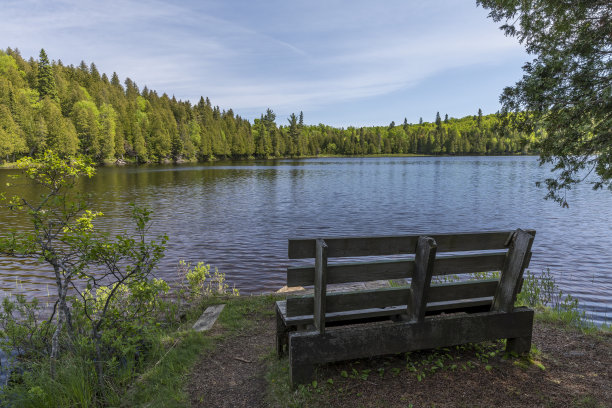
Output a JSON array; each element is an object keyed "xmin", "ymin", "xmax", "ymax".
[{"xmin": 0, "ymin": 48, "xmax": 536, "ymax": 164}]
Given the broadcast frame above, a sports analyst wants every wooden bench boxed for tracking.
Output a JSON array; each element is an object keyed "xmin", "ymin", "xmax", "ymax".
[{"xmin": 275, "ymin": 228, "xmax": 535, "ymax": 387}]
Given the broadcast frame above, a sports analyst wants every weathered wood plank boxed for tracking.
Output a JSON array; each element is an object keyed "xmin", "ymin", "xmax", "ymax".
[
  {"xmin": 192, "ymin": 304, "xmax": 225, "ymax": 332},
  {"xmin": 286, "ymin": 287, "xmax": 411, "ymax": 317},
  {"xmin": 287, "ymin": 252, "xmax": 506, "ymax": 286},
  {"xmin": 313, "ymin": 239, "xmax": 328, "ymax": 335},
  {"xmin": 506, "ymin": 335, "xmax": 532, "ymax": 354},
  {"xmin": 288, "ymin": 230, "xmax": 534, "ymax": 259},
  {"xmin": 491, "ymin": 229, "xmax": 535, "ymax": 313},
  {"xmin": 284, "ymin": 305, "xmax": 408, "ymax": 326},
  {"xmin": 426, "ymin": 297, "xmax": 493, "ymax": 312},
  {"xmin": 288, "ymin": 258, "xmax": 412, "ymax": 287},
  {"xmin": 285, "ymin": 278, "xmax": 499, "ymax": 318},
  {"xmin": 427, "ymin": 278, "xmax": 498, "ymax": 302},
  {"xmin": 288, "ymin": 307, "xmax": 534, "ymax": 386},
  {"xmin": 433, "ymin": 253, "xmax": 505, "ymax": 277},
  {"xmin": 409, "ymin": 236, "xmax": 437, "ymax": 322},
  {"xmin": 281, "ymin": 296, "xmax": 496, "ymax": 327},
  {"xmin": 276, "ymin": 303, "xmax": 288, "ymax": 357}
]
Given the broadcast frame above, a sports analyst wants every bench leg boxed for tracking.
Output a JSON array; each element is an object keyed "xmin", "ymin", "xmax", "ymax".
[
  {"xmin": 506, "ymin": 335, "xmax": 532, "ymax": 354},
  {"xmin": 289, "ymin": 361, "xmax": 314, "ymax": 389},
  {"xmin": 276, "ymin": 305, "xmax": 289, "ymax": 357}
]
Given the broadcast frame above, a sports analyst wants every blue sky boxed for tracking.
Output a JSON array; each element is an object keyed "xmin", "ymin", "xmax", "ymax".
[{"xmin": 1, "ymin": 0, "xmax": 529, "ymax": 127}]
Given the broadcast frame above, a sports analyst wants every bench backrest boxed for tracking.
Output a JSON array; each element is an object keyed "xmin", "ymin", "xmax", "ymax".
[{"xmin": 285, "ymin": 229, "xmax": 535, "ymax": 334}]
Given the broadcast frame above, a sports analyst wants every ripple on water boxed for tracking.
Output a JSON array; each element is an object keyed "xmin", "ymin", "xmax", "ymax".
[{"xmin": 0, "ymin": 156, "xmax": 610, "ymax": 323}]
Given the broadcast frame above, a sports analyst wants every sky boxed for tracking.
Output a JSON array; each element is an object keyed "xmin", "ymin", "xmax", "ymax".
[{"xmin": 0, "ymin": 0, "xmax": 530, "ymax": 127}]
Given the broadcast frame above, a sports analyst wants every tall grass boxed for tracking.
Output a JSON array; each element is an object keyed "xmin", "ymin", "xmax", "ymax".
[{"xmin": 517, "ymin": 268, "xmax": 610, "ymax": 332}]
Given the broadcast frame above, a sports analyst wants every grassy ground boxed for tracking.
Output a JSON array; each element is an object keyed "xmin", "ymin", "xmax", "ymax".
[
  {"xmin": 121, "ymin": 294, "xmax": 610, "ymax": 408},
  {"xmin": 120, "ymin": 295, "xmax": 276, "ymax": 407}
]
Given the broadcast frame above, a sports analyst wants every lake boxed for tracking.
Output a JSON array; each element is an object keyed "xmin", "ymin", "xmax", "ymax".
[{"xmin": 0, "ymin": 156, "xmax": 610, "ymax": 323}]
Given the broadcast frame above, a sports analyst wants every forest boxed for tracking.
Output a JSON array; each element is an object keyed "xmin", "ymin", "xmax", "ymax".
[{"xmin": 0, "ymin": 48, "xmax": 537, "ymax": 164}]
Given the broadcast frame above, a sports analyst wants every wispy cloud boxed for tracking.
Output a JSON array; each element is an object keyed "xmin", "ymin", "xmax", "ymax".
[{"xmin": 0, "ymin": 0, "xmax": 527, "ymax": 125}]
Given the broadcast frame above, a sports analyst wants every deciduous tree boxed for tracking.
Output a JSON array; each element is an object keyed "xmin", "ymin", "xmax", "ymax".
[{"xmin": 478, "ymin": 0, "xmax": 611, "ymax": 206}]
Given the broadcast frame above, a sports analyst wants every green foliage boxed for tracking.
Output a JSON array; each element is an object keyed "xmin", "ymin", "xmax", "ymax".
[
  {"xmin": 0, "ymin": 151, "xmax": 174, "ymax": 405},
  {"xmin": 0, "ymin": 295, "xmax": 52, "ymax": 358},
  {"xmin": 0, "ymin": 48, "xmax": 535, "ymax": 165},
  {"xmin": 517, "ymin": 269, "xmax": 607, "ymax": 331},
  {"xmin": 178, "ymin": 260, "xmax": 239, "ymax": 302},
  {"xmin": 478, "ymin": 0, "xmax": 612, "ymax": 206},
  {"xmin": 36, "ymin": 49, "xmax": 58, "ymax": 102},
  {"xmin": 0, "ymin": 152, "xmax": 248, "ymax": 406}
]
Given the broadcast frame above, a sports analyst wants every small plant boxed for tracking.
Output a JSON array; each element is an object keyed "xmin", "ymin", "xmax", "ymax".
[
  {"xmin": 516, "ymin": 268, "xmax": 597, "ymax": 329},
  {"xmin": 177, "ymin": 260, "xmax": 240, "ymax": 302}
]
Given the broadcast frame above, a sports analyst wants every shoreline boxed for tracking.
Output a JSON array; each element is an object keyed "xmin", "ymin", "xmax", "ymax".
[{"xmin": 0, "ymin": 152, "xmax": 539, "ymax": 169}]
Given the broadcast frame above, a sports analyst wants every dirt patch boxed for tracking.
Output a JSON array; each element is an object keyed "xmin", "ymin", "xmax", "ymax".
[
  {"xmin": 187, "ymin": 318, "xmax": 274, "ymax": 408},
  {"xmin": 187, "ymin": 312, "xmax": 611, "ymax": 408}
]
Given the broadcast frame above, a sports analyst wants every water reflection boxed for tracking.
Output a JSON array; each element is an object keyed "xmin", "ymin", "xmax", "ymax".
[{"xmin": 0, "ymin": 156, "xmax": 610, "ymax": 323}]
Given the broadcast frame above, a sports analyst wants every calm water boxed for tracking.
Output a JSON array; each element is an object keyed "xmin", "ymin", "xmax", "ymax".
[{"xmin": 0, "ymin": 156, "xmax": 610, "ymax": 323}]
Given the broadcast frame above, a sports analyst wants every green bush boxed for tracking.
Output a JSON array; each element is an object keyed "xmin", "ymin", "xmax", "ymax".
[
  {"xmin": 0, "ymin": 151, "xmax": 241, "ymax": 406},
  {"xmin": 517, "ymin": 268, "xmax": 602, "ymax": 330}
]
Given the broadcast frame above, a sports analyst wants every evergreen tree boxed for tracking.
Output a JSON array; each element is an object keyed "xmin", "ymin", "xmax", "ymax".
[
  {"xmin": 263, "ymin": 108, "xmax": 276, "ymax": 132},
  {"xmin": 111, "ymin": 72, "xmax": 122, "ymax": 88},
  {"xmin": 37, "ymin": 49, "xmax": 58, "ymax": 101},
  {"xmin": 287, "ymin": 113, "xmax": 299, "ymax": 142},
  {"xmin": 89, "ymin": 63, "xmax": 100, "ymax": 81},
  {"xmin": 479, "ymin": 0, "xmax": 612, "ymax": 205}
]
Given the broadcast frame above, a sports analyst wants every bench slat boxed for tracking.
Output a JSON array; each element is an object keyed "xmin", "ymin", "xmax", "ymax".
[
  {"xmin": 428, "ymin": 278, "xmax": 498, "ymax": 302},
  {"xmin": 288, "ymin": 230, "xmax": 534, "ymax": 259},
  {"xmin": 286, "ymin": 287, "xmax": 410, "ymax": 317},
  {"xmin": 287, "ymin": 252, "xmax": 506, "ymax": 286},
  {"xmin": 285, "ymin": 278, "xmax": 499, "ymax": 317},
  {"xmin": 279, "ymin": 296, "xmax": 495, "ymax": 326}
]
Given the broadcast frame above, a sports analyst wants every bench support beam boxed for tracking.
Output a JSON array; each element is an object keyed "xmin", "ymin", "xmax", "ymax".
[
  {"xmin": 492, "ymin": 229, "xmax": 534, "ymax": 313},
  {"xmin": 288, "ymin": 307, "xmax": 534, "ymax": 387},
  {"xmin": 409, "ymin": 236, "xmax": 437, "ymax": 322},
  {"xmin": 314, "ymin": 239, "xmax": 328, "ymax": 335}
]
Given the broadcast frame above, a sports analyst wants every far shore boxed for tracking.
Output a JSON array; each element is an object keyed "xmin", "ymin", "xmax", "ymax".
[{"xmin": 0, "ymin": 152, "xmax": 538, "ymax": 169}]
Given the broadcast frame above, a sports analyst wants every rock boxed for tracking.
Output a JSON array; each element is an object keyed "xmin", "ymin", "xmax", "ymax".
[
  {"xmin": 193, "ymin": 304, "xmax": 225, "ymax": 332},
  {"xmin": 276, "ymin": 285, "xmax": 305, "ymax": 293}
]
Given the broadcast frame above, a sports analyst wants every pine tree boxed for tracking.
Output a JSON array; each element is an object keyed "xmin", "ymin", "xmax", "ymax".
[
  {"xmin": 288, "ymin": 113, "xmax": 299, "ymax": 139},
  {"xmin": 111, "ymin": 72, "xmax": 122, "ymax": 88},
  {"xmin": 89, "ymin": 63, "xmax": 100, "ymax": 81},
  {"xmin": 263, "ymin": 108, "xmax": 276, "ymax": 132},
  {"xmin": 37, "ymin": 49, "xmax": 58, "ymax": 101}
]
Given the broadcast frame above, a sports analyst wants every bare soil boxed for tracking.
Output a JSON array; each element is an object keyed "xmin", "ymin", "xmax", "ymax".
[
  {"xmin": 187, "ymin": 316, "xmax": 275, "ymax": 408},
  {"xmin": 187, "ymin": 313, "xmax": 611, "ymax": 408}
]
